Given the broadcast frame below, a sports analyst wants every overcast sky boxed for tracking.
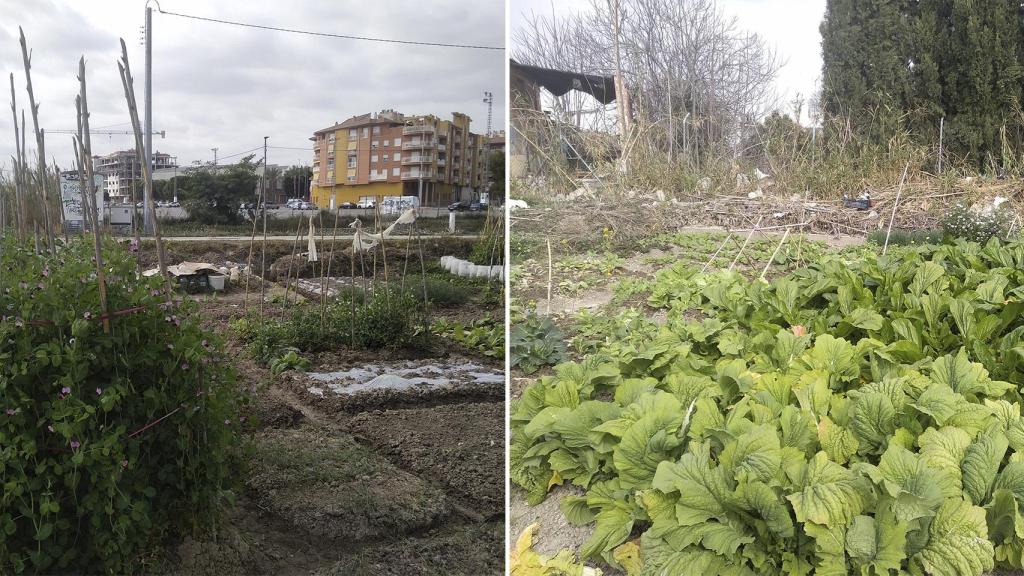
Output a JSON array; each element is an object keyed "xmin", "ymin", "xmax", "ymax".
[
  {"xmin": 0, "ymin": 0, "xmax": 506, "ymax": 173},
  {"xmin": 511, "ymin": 0, "xmax": 825, "ymax": 122}
]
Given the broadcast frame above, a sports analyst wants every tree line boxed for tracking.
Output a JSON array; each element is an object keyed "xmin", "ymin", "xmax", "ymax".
[{"xmin": 821, "ymin": 0, "xmax": 1023, "ymax": 170}]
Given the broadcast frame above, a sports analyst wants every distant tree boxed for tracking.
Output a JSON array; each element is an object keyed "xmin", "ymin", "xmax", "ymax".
[
  {"xmin": 282, "ymin": 165, "xmax": 312, "ymax": 200},
  {"xmin": 487, "ymin": 150, "xmax": 505, "ymax": 203},
  {"xmin": 820, "ymin": 0, "xmax": 912, "ymax": 142},
  {"xmin": 263, "ymin": 166, "xmax": 282, "ymax": 203},
  {"xmin": 821, "ymin": 0, "xmax": 1023, "ymax": 168},
  {"xmin": 177, "ymin": 155, "xmax": 260, "ymax": 224}
]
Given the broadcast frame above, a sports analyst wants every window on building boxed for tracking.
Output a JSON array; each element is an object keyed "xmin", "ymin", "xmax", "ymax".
[
  {"xmin": 371, "ymin": 140, "xmax": 378, "ymax": 149},
  {"xmin": 362, "ymin": 127, "xmax": 369, "ymax": 138},
  {"xmin": 383, "ymin": 139, "xmax": 390, "ymax": 147},
  {"xmin": 349, "ymin": 129, "xmax": 357, "ymax": 140},
  {"xmin": 372, "ymin": 126, "xmax": 380, "ymax": 135},
  {"xmin": 392, "ymin": 167, "xmax": 400, "ymax": 176},
  {"xmin": 383, "ymin": 154, "xmax": 389, "ymax": 161},
  {"xmin": 348, "ymin": 176, "xmax": 355, "ymax": 182},
  {"xmin": 394, "ymin": 152, "xmax": 401, "ymax": 161},
  {"xmin": 371, "ymin": 155, "xmax": 378, "ymax": 163},
  {"xmin": 394, "ymin": 137, "xmax": 402, "ymax": 146}
]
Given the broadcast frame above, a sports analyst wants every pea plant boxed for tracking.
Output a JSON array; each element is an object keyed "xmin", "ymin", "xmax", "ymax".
[{"xmin": 0, "ymin": 238, "xmax": 240, "ymax": 574}]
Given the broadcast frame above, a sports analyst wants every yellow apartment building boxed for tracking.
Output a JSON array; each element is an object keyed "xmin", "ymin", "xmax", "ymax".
[{"xmin": 309, "ymin": 109, "xmax": 488, "ymax": 208}]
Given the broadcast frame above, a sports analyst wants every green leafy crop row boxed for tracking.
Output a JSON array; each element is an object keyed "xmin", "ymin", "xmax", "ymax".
[
  {"xmin": 0, "ymin": 238, "xmax": 240, "ymax": 573},
  {"xmin": 233, "ymin": 288, "xmax": 428, "ymax": 363},
  {"xmin": 512, "ymin": 238, "xmax": 1024, "ymax": 575}
]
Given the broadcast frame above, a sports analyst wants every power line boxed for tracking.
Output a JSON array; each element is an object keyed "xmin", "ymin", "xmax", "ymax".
[{"xmin": 156, "ymin": 7, "xmax": 503, "ymax": 51}]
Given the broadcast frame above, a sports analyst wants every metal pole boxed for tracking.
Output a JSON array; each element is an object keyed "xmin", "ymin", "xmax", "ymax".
[
  {"xmin": 937, "ymin": 116, "xmax": 945, "ymax": 174},
  {"xmin": 143, "ymin": 5, "xmax": 153, "ymax": 234}
]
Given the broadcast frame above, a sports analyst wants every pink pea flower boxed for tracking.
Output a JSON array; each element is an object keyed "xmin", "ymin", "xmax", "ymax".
[
  {"xmin": 5, "ymin": 408, "xmax": 16, "ymax": 416},
  {"xmin": 181, "ymin": 362, "xmax": 190, "ymax": 371},
  {"xmin": 95, "ymin": 388, "xmax": 102, "ymax": 395},
  {"xmin": 70, "ymin": 440, "xmax": 80, "ymax": 450},
  {"xmin": 83, "ymin": 312, "xmax": 93, "ymax": 320}
]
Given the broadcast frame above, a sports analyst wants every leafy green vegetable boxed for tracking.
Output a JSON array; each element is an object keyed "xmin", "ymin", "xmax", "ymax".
[{"xmin": 512, "ymin": 238, "xmax": 1024, "ymax": 574}]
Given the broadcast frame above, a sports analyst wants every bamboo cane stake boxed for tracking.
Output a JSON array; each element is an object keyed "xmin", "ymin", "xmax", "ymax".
[
  {"xmin": 19, "ymin": 28, "xmax": 55, "ymax": 255},
  {"xmin": 546, "ymin": 238, "xmax": 553, "ymax": 316},
  {"xmin": 729, "ymin": 215, "xmax": 763, "ymax": 271},
  {"xmin": 701, "ymin": 233, "xmax": 733, "ymax": 273},
  {"xmin": 116, "ymin": 42, "xmax": 170, "ymax": 295},
  {"xmin": 52, "ymin": 159, "xmax": 67, "ymax": 245},
  {"xmin": 350, "ymin": 238, "xmax": 356, "ymax": 346},
  {"xmin": 882, "ymin": 162, "xmax": 911, "ymax": 256},
  {"xmin": 317, "ymin": 209, "xmax": 326, "ymax": 310},
  {"xmin": 357, "ymin": 219, "xmax": 368, "ymax": 305},
  {"xmin": 75, "ymin": 58, "xmax": 111, "ymax": 334},
  {"xmin": 9, "ymin": 75, "xmax": 25, "ymax": 240},
  {"xmin": 759, "ymin": 227, "xmax": 791, "ymax": 281},
  {"xmin": 374, "ymin": 203, "xmax": 391, "ymax": 309},
  {"xmin": 415, "ymin": 217, "xmax": 430, "ymax": 342},
  {"xmin": 243, "ymin": 202, "xmax": 260, "ymax": 310},
  {"xmin": 322, "ymin": 206, "xmax": 341, "ymax": 328},
  {"xmin": 258, "ymin": 198, "xmax": 268, "ymax": 320},
  {"xmin": 284, "ymin": 214, "xmax": 302, "ymax": 304}
]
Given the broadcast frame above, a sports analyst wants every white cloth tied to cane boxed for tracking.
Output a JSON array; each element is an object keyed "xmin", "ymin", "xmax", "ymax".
[
  {"xmin": 350, "ymin": 208, "xmax": 418, "ymax": 252},
  {"xmin": 307, "ymin": 215, "xmax": 319, "ymax": 262}
]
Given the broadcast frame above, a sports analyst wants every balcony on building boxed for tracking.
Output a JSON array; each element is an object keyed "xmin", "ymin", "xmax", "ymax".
[
  {"xmin": 402, "ymin": 124, "xmax": 436, "ymax": 136},
  {"xmin": 402, "ymin": 154, "xmax": 434, "ymax": 165},
  {"xmin": 401, "ymin": 168, "xmax": 434, "ymax": 180},
  {"xmin": 402, "ymin": 139, "xmax": 437, "ymax": 150},
  {"xmin": 370, "ymin": 172, "xmax": 388, "ymax": 181}
]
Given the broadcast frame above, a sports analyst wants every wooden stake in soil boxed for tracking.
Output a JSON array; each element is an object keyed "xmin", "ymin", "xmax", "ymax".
[
  {"xmin": 76, "ymin": 57, "xmax": 111, "ymax": 334},
  {"xmin": 729, "ymin": 216, "xmax": 763, "ymax": 271},
  {"xmin": 19, "ymin": 28, "xmax": 55, "ymax": 255},
  {"xmin": 759, "ymin": 227, "xmax": 791, "ymax": 281},
  {"xmin": 117, "ymin": 42, "xmax": 171, "ymax": 295},
  {"xmin": 8, "ymin": 74, "xmax": 24, "ymax": 241},
  {"xmin": 546, "ymin": 238, "xmax": 553, "ymax": 316},
  {"xmin": 322, "ymin": 206, "xmax": 342, "ymax": 329},
  {"xmin": 284, "ymin": 214, "xmax": 303, "ymax": 303},
  {"xmin": 243, "ymin": 201, "xmax": 260, "ymax": 311},
  {"xmin": 701, "ymin": 233, "xmax": 733, "ymax": 273},
  {"xmin": 882, "ymin": 162, "xmax": 911, "ymax": 256}
]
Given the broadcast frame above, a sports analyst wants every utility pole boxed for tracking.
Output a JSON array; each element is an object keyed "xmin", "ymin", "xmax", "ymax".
[
  {"xmin": 143, "ymin": 4, "xmax": 154, "ymax": 234},
  {"xmin": 483, "ymin": 91, "xmax": 493, "ymax": 136},
  {"xmin": 211, "ymin": 147, "xmax": 218, "ymax": 166}
]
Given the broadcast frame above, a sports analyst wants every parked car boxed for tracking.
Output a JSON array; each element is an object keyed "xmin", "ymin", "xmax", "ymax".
[
  {"xmin": 338, "ymin": 202, "xmax": 357, "ymax": 209},
  {"xmin": 357, "ymin": 199, "xmax": 376, "ymax": 209},
  {"xmin": 448, "ymin": 201, "xmax": 470, "ymax": 212},
  {"xmin": 469, "ymin": 201, "xmax": 484, "ymax": 212},
  {"xmin": 299, "ymin": 201, "xmax": 316, "ymax": 210}
]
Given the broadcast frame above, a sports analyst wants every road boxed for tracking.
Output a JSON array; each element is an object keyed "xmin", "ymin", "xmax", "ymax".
[
  {"xmin": 143, "ymin": 234, "xmax": 481, "ymax": 242},
  {"xmin": 152, "ymin": 206, "xmax": 471, "ymax": 220}
]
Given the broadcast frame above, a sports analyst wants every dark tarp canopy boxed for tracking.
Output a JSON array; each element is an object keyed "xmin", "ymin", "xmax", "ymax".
[{"xmin": 510, "ymin": 60, "xmax": 616, "ymax": 105}]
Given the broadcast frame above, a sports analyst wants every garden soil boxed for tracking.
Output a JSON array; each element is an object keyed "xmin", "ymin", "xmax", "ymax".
[{"xmin": 157, "ymin": 255, "xmax": 504, "ymax": 575}]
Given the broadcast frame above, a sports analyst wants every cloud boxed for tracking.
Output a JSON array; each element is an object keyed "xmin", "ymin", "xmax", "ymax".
[{"xmin": 0, "ymin": 0, "xmax": 505, "ymax": 171}]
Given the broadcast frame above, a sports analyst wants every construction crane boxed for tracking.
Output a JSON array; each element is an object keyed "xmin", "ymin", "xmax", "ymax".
[{"xmin": 43, "ymin": 129, "xmax": 166, "ymax": 139}]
